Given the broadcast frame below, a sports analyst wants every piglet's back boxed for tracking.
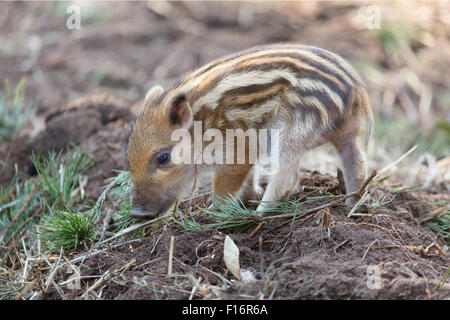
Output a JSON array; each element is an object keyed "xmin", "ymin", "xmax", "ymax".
[{"xmin": 160, "ymin": 44, "xmax": 371, "ymax": 134}]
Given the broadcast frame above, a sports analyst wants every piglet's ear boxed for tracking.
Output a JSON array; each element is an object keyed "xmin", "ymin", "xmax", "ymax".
[
  {"xmin": 144, "ymin": 85, "xmax": 164, "ymax": 106},
  {"xmin": 167, "ymin": 94, "xmax": 193, "ymax": 129}
]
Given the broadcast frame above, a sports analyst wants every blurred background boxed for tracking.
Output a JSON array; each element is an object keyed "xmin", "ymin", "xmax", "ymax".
[{"xmin": 0, "ymin": 1, "xmax": 449, "ymax": 190}]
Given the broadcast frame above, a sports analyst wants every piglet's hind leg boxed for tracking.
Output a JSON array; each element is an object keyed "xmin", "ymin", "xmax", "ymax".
[{"xmin": 333, "ymin": 136, "xmax": 367, "ymax": 205}]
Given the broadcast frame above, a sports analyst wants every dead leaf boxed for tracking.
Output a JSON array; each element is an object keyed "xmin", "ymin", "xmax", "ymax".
[{"xmin": 223, "ymin": 235, "xmax": 241, "ymax": 281}]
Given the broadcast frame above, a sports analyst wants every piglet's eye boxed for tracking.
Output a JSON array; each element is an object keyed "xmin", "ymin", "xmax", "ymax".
[{"xmin": 157, "ymin": 152, "xmax": 170, "ymax": 167}]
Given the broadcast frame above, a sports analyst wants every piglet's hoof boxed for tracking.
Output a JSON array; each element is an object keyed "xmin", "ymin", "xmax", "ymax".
[
  {"xmin": 256, "ymin": 203, "xmax": 273, "ymax": 216},
  {"xmin": 345, "ymin": 195, "xmax": 361, "ymax": 207}
]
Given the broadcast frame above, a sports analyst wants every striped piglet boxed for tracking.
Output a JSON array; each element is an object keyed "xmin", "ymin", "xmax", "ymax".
[{"xmin": 127, "ymin": 44, "xmax": 373, "ymax": 218}]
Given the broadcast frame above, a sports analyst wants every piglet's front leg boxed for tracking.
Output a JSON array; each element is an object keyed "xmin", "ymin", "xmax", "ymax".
[
  {"xmin": 210, "ymin": 164, "xmax": 253, "ymax": 209},
  {"xmin": 256, "ymin": 160, "xmax": 301, "ymax": 214}
]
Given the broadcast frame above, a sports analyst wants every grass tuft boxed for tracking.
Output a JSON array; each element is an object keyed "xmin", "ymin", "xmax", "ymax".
[
  {"xmin": 37, "ymin": 210, "xmax": 97, "ymax": 251},
  {"xmin": 175, "ymin": 194, "xmax": 310, "ymax": 233},
  {"xmin": 30, "ymin": 150, "xmax": 94, "ymax": 252},
  {"xmin": 200, "ymin": 195, "xmax": 261, "ymax": 231},
  {"xmin": 31, "ymin": 150, "xmax": 94, "ymax": 212}
]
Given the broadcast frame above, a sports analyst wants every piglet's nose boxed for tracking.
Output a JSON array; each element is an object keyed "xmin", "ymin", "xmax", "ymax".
[{"xmin": 130, "ymin": 205, "xmax": 157, "ymax": 219}]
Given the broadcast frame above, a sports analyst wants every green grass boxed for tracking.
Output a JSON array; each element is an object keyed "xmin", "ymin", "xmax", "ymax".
[
  {"xmin": 432, "ymin": 266, "xmax": 450, "ymax": 294},
  {"xmin": 0, "ymin": 278, "xmax": 22, "ymax": 300},
  {"xmin": 0, "ymin": 177, "xmax": 42, "ymax": 250},
  {"xmin": 0, "ymin": 150, "xmax": 96, "ymax": 256},
  {"xmin": 175, "ymin": 194, "xmax": 310, "ymax": 233},
  {"xmin": 0, "ymin": 78, "xmax": 36, "ymax": 142},
  {"xmin": 106, "ymin": 170, "xmax": 142, "ymax": 232},
  {"xmin": 174, "ymin": 212, "xmax": 204, "ymax": 232},
  {"xmin": 367, "ymin": 194, "xmax": 396, "ymax": 210},
  {"xmin": 37, "ymin": 210, "xmax": 97, "ymax": 251},
  {"xmin": 31, "ymin": 150, "xmax": 97, "ymax": 251},
  {"xmin": 425, "ymin": 204, "xmax": 450, "ymax": 243},
  {"xmin": 1, "ymin": 162, "xmax": 141, "ymax": 256},
  {"xmin": 174, "ymin": 194, "xmax": 259, "ymax": 233},
  {"xmin": 200, "ymin": 195, "xmax": 261, "ymax": 231},
  {"xmin": 32, "ymin": 150, "xmax": 94, "ymax": 212}
]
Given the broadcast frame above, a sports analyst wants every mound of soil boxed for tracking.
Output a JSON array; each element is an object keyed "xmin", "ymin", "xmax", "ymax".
[{"xmin": 0, "ymin": 94, "xmax": 137, "ymax": 199}]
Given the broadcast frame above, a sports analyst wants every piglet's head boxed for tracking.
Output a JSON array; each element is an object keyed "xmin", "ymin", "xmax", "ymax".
[{"xmin": 127, "ymin": 86, "xmax": 194, "ymax": 219}]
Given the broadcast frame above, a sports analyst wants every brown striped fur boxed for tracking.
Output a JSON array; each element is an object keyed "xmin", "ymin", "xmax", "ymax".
[{"xmin": 127, "ymin": 44, "xmax": 373, "ymax": 218}]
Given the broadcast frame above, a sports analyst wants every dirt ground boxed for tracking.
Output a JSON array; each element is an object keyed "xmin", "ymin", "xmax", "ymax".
[
  {"xmin": 65, "ymin": 173, "xmax": 447, "ymax": 300},
  {"xmin": 0, "ymin": 2, "xmax": 449, "ymax": 299}
]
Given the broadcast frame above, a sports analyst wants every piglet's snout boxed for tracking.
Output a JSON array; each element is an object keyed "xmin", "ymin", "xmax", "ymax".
[{"xmin": 130, "ymin": 205, "xmax": 157, "ymax": 219}]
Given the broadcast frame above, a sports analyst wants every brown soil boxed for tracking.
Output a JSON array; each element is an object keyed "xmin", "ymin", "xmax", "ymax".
[
  {"xmin": 43, "ymin": 171, "xmax": 448, "ymax": 300},
  {"xmin": 0, "ymin": 2, "xmax": 449, "ymax": 300},
  {"xmin": 0, "ymin": 94, "xmax": 135, "ymax": 201}
]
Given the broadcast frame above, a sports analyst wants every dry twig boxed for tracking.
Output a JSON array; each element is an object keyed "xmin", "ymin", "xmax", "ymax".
[{"xmin": 168, "ymin": 236, "xmax": 175, "ymax": 276}]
